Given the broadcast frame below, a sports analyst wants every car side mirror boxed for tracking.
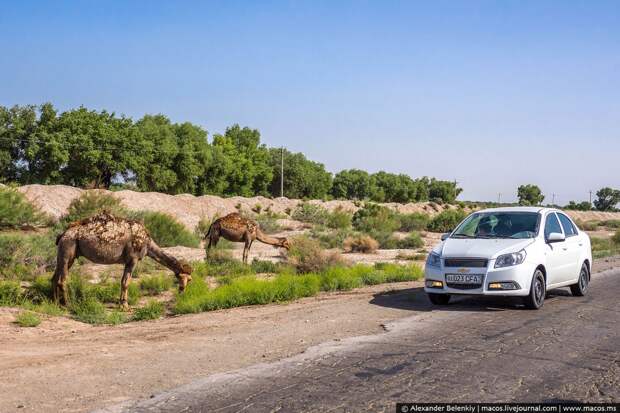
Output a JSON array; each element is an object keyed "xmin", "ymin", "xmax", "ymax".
[
  {"xmin": 546, "ymin": 232, "xmax": 565, "ymax": 244},
  {"xmin": 441, "ymin": 233, "xmax": 450, "ymax": 241}
]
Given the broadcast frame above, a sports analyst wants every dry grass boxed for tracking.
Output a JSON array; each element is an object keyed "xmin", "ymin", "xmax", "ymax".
[{"xmin": 343, "ymin": 234, "xmax": 379, "ymax": 253}]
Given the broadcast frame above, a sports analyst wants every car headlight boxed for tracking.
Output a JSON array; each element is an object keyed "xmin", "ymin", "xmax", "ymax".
[
  {"xmin": 427, "ymin": 252, "xmax": 441, "ymax": 268},
  {"xmin": 494, "ymin": 249, "xmax": 527, "ymax": 268}
]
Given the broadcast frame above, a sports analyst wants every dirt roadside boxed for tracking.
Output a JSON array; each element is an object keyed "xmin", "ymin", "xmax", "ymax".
[{"xmin": 1, "ymin": 256, "xmax": 618, "ymax": 413}]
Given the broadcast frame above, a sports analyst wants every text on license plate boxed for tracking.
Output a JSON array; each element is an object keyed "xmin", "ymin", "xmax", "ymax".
[{"xmin": 445, "ymin": 274, "xmax": 482, "ymax": 284}]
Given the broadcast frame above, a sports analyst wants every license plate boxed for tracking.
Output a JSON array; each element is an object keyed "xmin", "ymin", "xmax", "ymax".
[{"xmin": 446, "ymin": 274, "xmax": 482, "ymax": 284}]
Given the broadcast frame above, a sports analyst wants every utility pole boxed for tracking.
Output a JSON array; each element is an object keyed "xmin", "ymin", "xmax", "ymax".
[
  {"xmin": 497, "ymin": 193, "xmax": 501, "ymax": 204},
  {"xmin": 552, "ymin": 193, "xmax": 556, "ymax": 205},
  {"xmin": 589, "ymin": 190, "xmax": 593, "ymax": 205},
  {"xmin": 280, "ymin": 147, "xmax": 284, "ymax": 198}
]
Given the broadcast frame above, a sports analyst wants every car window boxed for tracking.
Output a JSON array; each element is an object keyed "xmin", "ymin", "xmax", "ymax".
[
  {"xmin": 452, "ymin": 212, "xmax": 540, "ymax": 239},
  {"xmin": 544, "ymin": 213, "xmax": 563, "ymax": 239},
  {"xmin": 557, "ymin": 213, "xmax": 577, "ymax": 237}
]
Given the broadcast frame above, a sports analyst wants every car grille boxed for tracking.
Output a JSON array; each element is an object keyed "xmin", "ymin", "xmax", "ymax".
[
  {"xmin": 444, "ymin": 258, "xmax": 488, "ymax": 268},
  {"xmin": 446, "ymin": 282, "xmax": 483, "ymax": 290}
]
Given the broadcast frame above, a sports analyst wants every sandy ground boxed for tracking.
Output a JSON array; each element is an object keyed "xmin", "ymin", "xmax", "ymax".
[{"xmin": 1, "ymin": 255, "xmax": 618, "ymax": 413}]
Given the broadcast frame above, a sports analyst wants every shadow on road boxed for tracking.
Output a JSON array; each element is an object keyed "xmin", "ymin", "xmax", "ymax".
[{"xmin": 369, "ymin": 286, "xmax": 574, "ymax": 313}]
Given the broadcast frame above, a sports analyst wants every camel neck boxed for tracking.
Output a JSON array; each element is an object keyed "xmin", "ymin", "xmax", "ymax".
[
  {"xmin": 147, "ymin": 240, "xmax": 182, "ymax": 273},
  {"xmin": 256, "ymin": 230, "xmax": 281, "ymax": 246}
]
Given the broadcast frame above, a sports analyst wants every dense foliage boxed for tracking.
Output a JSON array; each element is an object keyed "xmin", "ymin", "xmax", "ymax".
[
  {"xmin": 517, "ymin": 184, "xmax": 545, "ymax": 206},
  {"xmin": 1, "ymin": 103, "xmax": 460, "ymax": 203},
  {"xmin": 593, "ymin": 187, "xmax": 620, "ymax": 212}
]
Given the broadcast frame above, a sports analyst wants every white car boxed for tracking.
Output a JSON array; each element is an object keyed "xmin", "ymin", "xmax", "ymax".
[{"xmin": 424, "ymin": 207, "xmax": 592, "ymax": 309}]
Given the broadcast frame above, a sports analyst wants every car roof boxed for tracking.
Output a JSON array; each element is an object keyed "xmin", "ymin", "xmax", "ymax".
[{"xmin": 474, "ymin": 206, "xmax": 551, "ymax": 214}]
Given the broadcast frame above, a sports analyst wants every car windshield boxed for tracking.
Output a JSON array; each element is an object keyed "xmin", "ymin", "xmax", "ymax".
[{"xmin": 451, "ymin": 212, "xmax": 540, "ymax": 239}]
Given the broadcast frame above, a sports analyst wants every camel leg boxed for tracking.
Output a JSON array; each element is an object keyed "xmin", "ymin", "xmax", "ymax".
[
  {"xmin": 53, "ymin": 240, "xmax": 76, "ymax": 306},
  {"xmin": 120, "ymin": 259, "xmax": 138, "ymax": 310},
  {"xmin": 206, "ymin": 232, "xmax": 220, "ymax": 260}
]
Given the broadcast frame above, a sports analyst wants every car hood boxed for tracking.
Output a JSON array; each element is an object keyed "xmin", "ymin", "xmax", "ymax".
[{"xmin": 437, "ymin": 237, "xmax": 535, "ymax": 259}]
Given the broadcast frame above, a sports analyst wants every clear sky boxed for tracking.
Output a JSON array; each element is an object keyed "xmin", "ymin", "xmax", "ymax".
[{"xmin": 1, "ymin": 1, "xmax": 618, "ymax": 203}]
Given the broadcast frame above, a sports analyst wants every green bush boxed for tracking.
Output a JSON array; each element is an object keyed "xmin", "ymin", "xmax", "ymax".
[
  {"xmin": 310, "ymin": 227, "xmax": 355, "ymax": 249},
  {"xmin": 250, "ymin": 259, "xmax": 279, "ymax": 273},
  {"xmin": 139, "ymin": 274, "xmax": 173, "ymax": 295},
  {"xmin": 61, "ymin": 191, "xmax": 127, "ymax": 226},
  {"xmin": 327, "ymin": 207, "xmax": 353, "ymax": 230},
  {"xmin": 194, "ymin": 215, "xmax": 212, "ymax": 239},
  {"xmin": 15, "ymin": 311, "xmax": 41, "ymax": 327},
  {"xmin": 397, "ymin": 212, "xmax": 430, "ymax": 232},
  {"xmin": 612, "ymin": 230, "xmax": 620, "ymax": 245},
  {"xmin": 292, "ymin": 203, "xmax": 329, "ymax": 225},
  {"xmin": 427, "ymin": 209, "xmax": 467, "ymax": 233},
  {"xmin": 132, "ymin": 211, "xmax": 200, "ymax": 248},
  {"xmin": 25, "ymin": 276, "xmax": 54, "ymax": 302},
  {"xmin": 352, "ymin": 204, "xmax": 400, "ymax": 234},
  {"xmin": 0, "ymin": 186, "xmax": 51, "ymax": 228},
  {"xmin": 0, "ymin": 280, "xmax": 22, "ymax": 305},
  {"xmin": 133, "ymin": 300, "xmax": 164, "ymax": 321},
  {"xmin": 0, "ymin": 232, "xmax": 56, "ymax": 280},
  {"xmin": 397, "ymin": 232, "xmax": 424, "ymax": 249}
]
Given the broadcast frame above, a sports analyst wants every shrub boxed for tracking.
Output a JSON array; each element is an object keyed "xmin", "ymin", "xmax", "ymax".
[
  {"xmin": 139, "ymin": 275, "xmax": 173, "ymax": 295},
  {"xmin": 397, "ymin": 232, "xmax": 424, "ymax": 249},
  {"xmin": 327, "ymin": 207, "xmax": 353, "ymax": 230},
  {"xmin": 292, "ymin": 203, "xmax": 329, "ymax": 225},
  {"xmin": 106, "ymin": 310, "xmax": 128, "ymax": 325},
  {"xmin": 397, "ymin": 212, "xmax": 430, "ymax": 232},
  {"xmin": 613, "ymin": 230, "xmax": 620, "ymax": 245},
  {"xmin": 343, "ymin": 235, "xmax": 379, "ymax": 253},
  {"xmin": 310, "ymin": 228, "xmax": 355, "ymax": 249},
  {"xmin": 15, "ymin": 311, "xmax": 41, "ymax": 327},
  {"xmin": 287, "ymin": 236, "xmax": 347, "ymax": 273},
  {"xmin": 25, "ymin": 276, "xmax": 54, "ymax": 302},
  {"xmin": 601, "ymin": 220, "xmax": 620, "ymax": 229},
  {"xmin": 133, "ymin": 300, "xmax": 164, "ymax": 321},
  {"xmin": 575, "ymin": 220, "xmax": 600, "ymax": 231},
  {"xmin": 0, "ymin": 233, "xmax": 56, "ymax": 280},
  {"xmin": 255, "ymin": 212, "xmax": 282, "ymax": 234},
  {"xmin": 0, "ymin": 280, "xmax": 22, "ymax": 306},
  {"xmin": 427, "ymin": 209, "xmax": 467, "ymax": 233},
  {"xmin": 352, "ymin": 204, "xmax": 400, "ymax": 239},
  {"xmin": 0, "ymin": 186, "xmax": 51, "ymax": 228},
  {"xmin": 590, "ymin": 236, "xmax": 619, "ymax": 259},
  {"xmin": 62, "ymin": 191, "xmax": 127, "ymax": 226},
  {"xmin": 130, "ymin": 211, "xmax": 199, "ymax": 248},
  {"xmin": 194, "ymin": 215, "xmax": 212, "ymax": 239}
]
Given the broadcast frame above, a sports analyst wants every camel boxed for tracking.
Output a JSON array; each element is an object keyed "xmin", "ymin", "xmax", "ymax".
[
  {"xmin": 53, "ymin": 212, "xmax": 192, "ymax": 309},
  {"xmin": 206, "ymin": 212, "xmax": 290, "ymax": 264}
]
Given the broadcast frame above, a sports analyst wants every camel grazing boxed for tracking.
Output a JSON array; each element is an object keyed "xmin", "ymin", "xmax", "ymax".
[
  {"xmin": 206, "ymin": 213, "xmax": 290, "ymax": 264},
  {"xmin": 53, "ymin": 212, "xmax": 192, "ymax": 309}
]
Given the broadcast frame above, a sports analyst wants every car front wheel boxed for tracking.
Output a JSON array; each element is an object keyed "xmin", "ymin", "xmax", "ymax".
[
  {"xmin": 524, "ymin": 269, "xmax": 546, "ymax": 310},
  {"xmin": 428, "ymin": 293, "xmax": 450, "ymax": 305},
  {"xmin": 570, "ymin": 263, "xmax": 589, "ymax": 297}
]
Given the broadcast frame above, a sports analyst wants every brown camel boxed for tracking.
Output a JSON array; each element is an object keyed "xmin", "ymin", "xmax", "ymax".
[
  {"xmin": 206, "ymin": 213, "xmax": 290, "ymax": 264},
  {"xmin": 53, "ymin": 212, "xmax": 192, "ymax": 309}
]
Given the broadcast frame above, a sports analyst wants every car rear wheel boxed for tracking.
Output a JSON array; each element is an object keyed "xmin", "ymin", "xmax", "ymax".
[
  {"xmin": 524, "ymin": 269, "xmax": 545, "ymax": 310},
  {"xmin": 570, "ymin": 263, "xmax": 589, "ymax": 297},
  {"xmin": 428, "ymin": 293, "xmax": 450, "ymax": 305}
]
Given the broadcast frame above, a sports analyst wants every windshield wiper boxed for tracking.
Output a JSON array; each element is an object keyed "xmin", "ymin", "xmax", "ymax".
[{"xmin": 451, "ymin": 234, "xmax": 475, "ymax": 238}]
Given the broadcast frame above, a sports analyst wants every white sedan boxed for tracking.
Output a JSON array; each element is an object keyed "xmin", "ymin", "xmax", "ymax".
[{"xmin": 424, "ymin": 207, "xmax": 592, "ymax": 309}]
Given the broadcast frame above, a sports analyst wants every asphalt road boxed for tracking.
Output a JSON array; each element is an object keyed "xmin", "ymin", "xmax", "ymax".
[{"xmin": 106, "ymin": 267, "xmax": 620, "ymax": 413}]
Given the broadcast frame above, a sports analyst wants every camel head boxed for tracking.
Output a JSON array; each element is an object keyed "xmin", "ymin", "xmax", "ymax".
[
  {"xmin": 278, "ymin": 237, "xmax": 291, "ymax": 250},
  {"xmin": 175, "ymin": 261, "xmax": 193, "ymax": 292}
]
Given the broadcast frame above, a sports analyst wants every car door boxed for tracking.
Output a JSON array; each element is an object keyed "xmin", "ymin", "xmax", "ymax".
[
  {"xmin": 556, "ymin": 213, "xmax": 582, "ymax": 283},
  {"xmin": 543, "ymin": 212, "xmax": 570, "ymax": 285}
]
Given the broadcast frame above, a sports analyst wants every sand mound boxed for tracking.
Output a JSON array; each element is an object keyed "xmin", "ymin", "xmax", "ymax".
[{"xmin": 17, "ymin": 184, "xmax": 620, "ymax": 231}]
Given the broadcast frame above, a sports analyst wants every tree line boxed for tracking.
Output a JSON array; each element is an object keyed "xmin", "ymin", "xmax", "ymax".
[
  {"xmin": 517, "ymin": 184, "xmax": 619, "ymax": 212},
  {"xmin": 0, "ymin": 103, "xmax": 461, "ymax": 203}
]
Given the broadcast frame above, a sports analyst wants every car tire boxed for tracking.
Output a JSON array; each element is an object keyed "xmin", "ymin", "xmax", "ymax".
[
  {"xmin": 524, "ymin": 269, "xmax": 545, "ymax": 310},
  {"xmin": 570, "ymin": 263, "xmax": 589, "ymax": 297},
  {"xmin": 428, "ymin": 293, "xmax": 450, "ymax": 305}
]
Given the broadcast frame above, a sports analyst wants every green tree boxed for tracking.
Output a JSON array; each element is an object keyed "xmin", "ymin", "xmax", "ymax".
[
  {"xmin": 594, "ymin": 187, "xmax": 620, "ymax": 211},
  {"xmin": 371, "ymin": 172, "xmax": 420, "ymax": 203},
  {"xmin": 211, "ymin": 125, "xmax": 272, "ymax": 196},
  {"xmin": 268, "ymin": 148, "xmax": 332, "ymax": 199},
  {"xmin": 331, "ymin": 169, "xmax": 375, "ymax": 200},
  {"xmin": 428, "ymin": 178, "xmax": 462, "ymax": 203},
  {"xmin": 0, "ymin": 105, "xmax": 39, "ymax": 183},
  {"xmin": 564, "ymin": 201, "xmax": 592, "ymax": 211},
  {"xmin": 517, "ymin": 184, "xmax": 545, "ymax": 206}
]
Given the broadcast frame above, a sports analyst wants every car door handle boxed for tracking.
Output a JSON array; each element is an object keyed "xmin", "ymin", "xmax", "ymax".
[{"xmin": 562, "ymin": 247, "xmax": 568, "ymax": 251}]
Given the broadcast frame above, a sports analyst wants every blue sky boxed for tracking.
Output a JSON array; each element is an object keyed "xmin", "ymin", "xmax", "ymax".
[{"xmin": 1, "ymin": 1, "xmax": 618, "ymax": 203}]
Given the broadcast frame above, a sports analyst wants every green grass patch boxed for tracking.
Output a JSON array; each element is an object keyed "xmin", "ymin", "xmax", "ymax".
[
  {"xmin": 132, "ymin": 300, "xmax": 164, "ymax": 321},
  {"xmin": 0, "ymin": 280, "xmax": 22, "ymax": 306},
  {"xmin": 139, "ymin": 274, "xmax": 173, "ymax": 295},
  {"xmin": 174, "ymin": 263, "xmax": 423, "ymax": 314},
  {"xmin": 14, "ymin": 311, "xmax": 41, "ymax": 327}
]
